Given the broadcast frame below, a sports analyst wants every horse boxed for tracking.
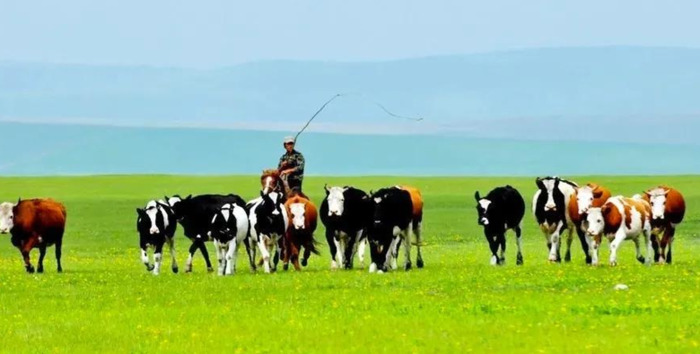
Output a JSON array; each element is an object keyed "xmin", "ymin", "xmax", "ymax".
[{"xmin": 261, "ymin": 169, "xmax": 308, "ymax": 199}]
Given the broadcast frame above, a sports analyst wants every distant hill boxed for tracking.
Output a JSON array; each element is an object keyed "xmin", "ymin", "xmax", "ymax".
[{"xmin": 2, "ymin": 46, "xmax": 700, "ymax": 142}]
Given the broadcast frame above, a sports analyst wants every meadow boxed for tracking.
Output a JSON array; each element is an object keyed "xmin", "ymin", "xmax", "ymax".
[{"xmin": 0, "ymin": 175, "xmax": 698, "ymax": 353}]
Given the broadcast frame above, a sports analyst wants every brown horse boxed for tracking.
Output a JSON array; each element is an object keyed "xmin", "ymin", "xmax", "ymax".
[
  {"xmin": 283, "ymin": 195, "xmax": 320, "ymax": 271},
  {"xmin": 261, "ymin": 169, "xmax": 307, "ymax": 199}
]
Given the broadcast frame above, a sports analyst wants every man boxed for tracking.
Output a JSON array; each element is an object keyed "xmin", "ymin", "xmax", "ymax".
[{"xmin": 278, "ymin": 136, "xmax": 306, "ymax": 193}]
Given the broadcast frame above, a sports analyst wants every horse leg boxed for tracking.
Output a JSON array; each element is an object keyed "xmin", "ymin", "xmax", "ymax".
[
  {"xmin": 515, "ymin": 225, "xmax": 524, "ymax": 265},
  {"xmin": 167, "ymin": 237, "xmax": 179, "ymax": 273},
  {"xmin": 37, "ymin": 245, "xmax": 47, "ymax": 273},
  {"xmin": 272, "ymin": 237, "xmax": 283, "ymax": 272}
]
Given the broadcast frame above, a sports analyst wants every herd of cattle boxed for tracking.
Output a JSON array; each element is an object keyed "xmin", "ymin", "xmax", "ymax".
[
  {"xmin": 0, "ymin": 175, "xmax": 686, "ymax": 274},
  {"xmin": 475, "ymin": 176, "xmax": 686, "ymax": 267}
]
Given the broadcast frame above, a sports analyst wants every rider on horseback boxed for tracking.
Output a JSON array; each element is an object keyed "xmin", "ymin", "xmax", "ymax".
[{"xmin": 278, "ymin": 136, "xmax": 305, "ymax": 193}]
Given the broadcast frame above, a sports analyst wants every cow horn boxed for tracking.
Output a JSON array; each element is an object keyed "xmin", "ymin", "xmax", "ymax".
[{"xmin": 324, "ymin": 184, "xmax": 330, "ymax": 194}]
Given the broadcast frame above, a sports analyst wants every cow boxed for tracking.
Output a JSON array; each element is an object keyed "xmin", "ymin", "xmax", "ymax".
[
  {"xmin": 532, "ymin": 176, "xmax": 579, "ymax": 263},
  {"xmin": 283, "ymin": 195, "xmax": 320, "ymax": 271},
  {"xmin": 247, "ymin": 191, "xmax": 289, "ymax": 273},
  {"xmin": 0, "ymin": 198, "xmax": 66, "ymax": 273},
  {"xmin": 167, "ymin": 194, "xmax": 251, "ymax": 273},
  {"xmin": 567, "ymin": 183, "xmax": 612, "ymax": 264},
  {"xmin": 474, "ymin": 186, "xmax": 525, "ymax": 266},
  {"xmin": 643, "ymin": 186, "xmax": 686, "ymax": 264},
  {"xmin": 368, "ymin": 186, "xmax": 424, "ymax": 273},
  {"xmin": 208, "ymin": 202, "xmax": 250, "ymax": 275},
  {"xmin": 320, "ymin": 185, "xmax": 373, "ymax": 270},
  {"xmin": 584, "ymin": 195, "xmax": 652, "ymax": 266},
  {"xmin": 136, "ymin": 200, "xmax": 178, "ymax": 275}
]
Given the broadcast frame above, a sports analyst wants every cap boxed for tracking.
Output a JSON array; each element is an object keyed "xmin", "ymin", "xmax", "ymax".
[{"xmin": 283, "ymin": 136, "xmax": 296, "ymax": 144}]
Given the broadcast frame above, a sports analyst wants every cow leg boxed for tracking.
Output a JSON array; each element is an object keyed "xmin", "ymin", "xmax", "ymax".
[
  {"xmin": 548, "ymin": 222, "xmax": 565, "ymax": 262},
  {"xmin": 498, "ymin": 233, "xmax": 506, "ymax": 265},
  {"xmin": 563, "ymin": 227, "xmax": 574, "ymax": 263},
  {"xmin": 291, "ymin": 240, "xmax": 302, "ymax": 271},
  {"xmin": 586, "ymin": 235, "xmax": 599, "ymax": 266},
  {"xmin": 153, "ymin": 242, "xmax": 164, "ymax": 275},
  {"xmin": 414, "ymin": 222, "xmax": 424, "ymax": 269},
  {"xmin": 272, "ymin": 237, "xmax": 283, "ymax": 272},
  {"xmin": 515, "ymin": 225, "xmax": 524, "ymax": 265},
  {"xmin": 389, "ymin": 236, "xmax": 401, "ymax": 270},
  {"xmin": 37, "ymin": 245, "xmax": 47, "ymax": 273},
  {"xmin": 225, "ymin": 240, "xmax": 237, "ymax": 275},
  {"xmin": 196, "ymin": 239, "xmax": 214, "ymax": 272},
  {"xmin": 343, "ymin": 234, "xmax": 356, "ymax": 270},
  {"xmin": 326, "ymin": 229, "xmax": 339, "ymax": 270},
  {"xmin": 357, "ymin": 231, "xmax": 367, "ymax": 268},
  {"xmin": 632, "ymin": 237, "xmax": 645, "ymax": 264},
  {"xmin": 257, "ymin": 235, "xmax": 272, "ymax": 273},
  {"xmin": 55, "ymin": 238, "xmax": 63, "ymax": 273},
  {"xmin": 486, "ymin": 232, "xmax": 499, "ymax": 266},
  {"xmin": 244, "ymin": 236, "xmax": 257, "ymax": 272},
  {"xmin": 140, "ymin": 246, "xmax": 153, "ymax": 272},
  {"xmin": 212, "ymin": 240, "xmax": 223, "ymax": 275},
  {"xmin": 185, "ymin": 241, "xmax": 198, "ymax": 273},
  {"xmin": 650, "ymin": 234, "xmax": 661, "ymax": 263},
  {"xmin": 334, "ymin": 237, "xmax": 344, "ymax": 270},
  {"xmin": 301, "ymin": 242, "xmax": 312, "ymax": 267},
  {"xmin": 21, "ymin": 236, "xmax": 39, "ymax": 273},
  {"xmin": 609, "ymin": 231, "xmax": 626, "ymax": 266},
  {"xmin": 403, "ymin": 225, "xmax": 413, "ymax": 271},
  {"xmin": 167, "ymin": 237, "xmax": 179, "ymax": 273},
  {"xmin": 575, "ymin": 227, "xmax": 591, "ymax": 264},
  {"xmin": 661, "ymin": 227, "xmax": 675, "ymax": 264}
]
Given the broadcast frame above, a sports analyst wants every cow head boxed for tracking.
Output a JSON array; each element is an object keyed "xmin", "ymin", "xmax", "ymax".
[
  {"xmin": 584, "ymin": 207, "xmax": 606, "ymax": 245},
  {"xmin": 167, "ymin": 194, "xmax": 189, "ymax": 221},
  {"xmin": 137, "ymin": 201, "xmax": 161, "ymax": 235},
  {"xmin": 645, "ymin": 188, "xmax": 669, "ymax": 221},
  {"xmin": 474, "ymin": 191, "xmax": 492, "ymax": 226},
  {"xmin": 325, "ymin": 185, "xmax": 347, "ymax": 217},
  {"xmin": 576, "ymin": 185, "xmax": 604, "ymax": 215},
  {"xmin": 0, "ymin": 202, "xmax": 16, "ymax": 234},
  {"xmin": 536, "ymin": 177, "xmax": 562, "ymax": 212},
  {"xmin": 289, "ymin": 203, "xmax": 306, "ymax": 230},
  {"xmin": 257, "ymin": 191, "xmax": 286, "ymax": 234},
  {"xmin": 210, "ymin": 204, "xmax": 234, "ymax": 239}
]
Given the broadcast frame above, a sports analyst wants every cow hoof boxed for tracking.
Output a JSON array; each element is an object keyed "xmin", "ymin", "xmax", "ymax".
[
  {"xmin": 301, "ymin": 259, "xmax": 308, "ymax": 267},
  {"xmin": 516, "ymin": 254, "xmax": 524, "ymax": 265},
  {"xmin": 283, "ymin": 264, "xmax": 289, "ymax": 271},
  {"xmin": 416, "ymin": 259, "xmax": 424, "ymax": 268},
  {"xmin": 37, "ymin": 266, "xmax": 44, "ymax": 273},
  {"xmin": 585, "ymin": 256, "xmax": 592, "ymax": 265},
  {"xmin": 404, "ymin": 263, "xmax": 412, "ymax": 271},
  {"xmin": 207, "ymin": 267, "xmax": 214, "ymax": 273},
  {"xmin": 184, "ymin": 268, "xmax": 192, "ymax": 273},
  {"xmin": 636, "ymin": 256, "xmax": 646, "ymax": 264},
  {"xmin": 498, "ymin": 258, "xmax": 506, "ymax": 266},
  {"xmin": 26, "ymin": 266, "xmax": 35, "ymax": 274},
  {"xmin": 564, "ymin": 252, "xmax": 571, "ymax": 262},
  {"xmin": 610, "ymin": 261, "xmax": 618, "ymax": 267},
  {"xmin": 172, "ymin": 267, "xmax": 179, "ymax": 274},
  {"xmin": 57, "ymin": 267, "xmax": 63, "ymax": 273}
]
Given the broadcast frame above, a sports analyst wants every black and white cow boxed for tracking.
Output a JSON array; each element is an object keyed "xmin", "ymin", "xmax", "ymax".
[
  {"xmin": 320, "ymin": 185, "xmax": 373, "ymax": 270},
  {"xmin": 167, "ymin": 194, "xmax": 249, "ymax": 273},
  {"xmin": 368, "ymin": 186, "xmax": 424, "ymax": 273},
  {"xmin": 532, "ymin": 176, "xmax": 580, "ymax": 263},
  {"xmin": 474, "ymin": 186, "xmax": 525, "ymax": 266},
  {"xmin": 136, "ymin": 200, "xmax": 178, "ymax": 275},
  {"xmin": 247, "ymin": 191, "xmax": 289, "ymax": 274},
  {"xmin": 208, "ymin": 203, "xmax": 250, "ymax": 276}
]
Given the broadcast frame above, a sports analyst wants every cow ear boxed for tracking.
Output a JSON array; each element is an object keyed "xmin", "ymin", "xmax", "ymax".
[
  {"xmin": 601, "ymin": 205, "xmax": 612, "ymax": 216},
  {"xmin": 136, "ymin": 208, "xmax": 144, "ymax": 215},
  {"xmin": 186, "ymin": 194, "xmax": 192, "ymax": 200},
  {"xmin": 260, "ymin": 190, "xmax": 265, "ymax": 198},
  {"xmin": 593, "ymin": 190, "xmax": 603, "ymax": 198},
  {"xmin": 474, "ymin": 191, "xmax": 480, "ymax": 202},
  {"xmin": 535, "ymin": 177, "xmax": 544, "ymax": 189}
]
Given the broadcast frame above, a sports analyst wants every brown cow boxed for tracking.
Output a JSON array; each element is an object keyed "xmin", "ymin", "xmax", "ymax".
[
  {"xmin": 283, "ymin": 195, "xmax": 320, "ymax": 271},
  {"xmin": 568, "ymin": 183, "xmax": 611, "ymax": 263},
  {"xmin": 643, "ymin": 186, "xmax": 686, "ymax": 264},
  {"xmin": 0, "ymin": 199, "xmax": 66, "ymax": 273}
]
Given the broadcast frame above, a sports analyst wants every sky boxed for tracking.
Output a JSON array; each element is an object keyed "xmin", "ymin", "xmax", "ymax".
[{"xmin": 1, "ymin": 0, "xmax": 699, "ymax": 68}]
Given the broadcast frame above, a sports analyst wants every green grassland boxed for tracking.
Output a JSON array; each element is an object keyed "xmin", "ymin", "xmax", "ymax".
[{"xmin": 0, "ymin": 175, "xmax": 698, "ymax": 353}]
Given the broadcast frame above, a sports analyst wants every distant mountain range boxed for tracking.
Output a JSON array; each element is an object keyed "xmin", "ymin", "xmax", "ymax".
[{"xmin": 1, "ymin": 46, "xmax": 700, "ymax": 143}]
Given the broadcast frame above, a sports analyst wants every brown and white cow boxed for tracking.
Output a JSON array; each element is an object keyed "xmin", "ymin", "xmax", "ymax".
[
  {"xmin": 643, "ymin": 186, "xmax": 685, "ymax": 264},
  {"xmin": 568, "ymin": 183, "xmax": 611, "ymax": 264},
  {"xmin": 0, "ymin": 198, "xmax": 67, "ymax": 273},
  {"xmin": 584, "ymin": 195, "xmax": 652, "ymax": 266},
  {"xmin": 283, "ymin": 195, "xmax": 320, "ymax": 271}
]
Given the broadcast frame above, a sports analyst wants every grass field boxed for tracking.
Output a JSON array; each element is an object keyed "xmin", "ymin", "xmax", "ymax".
[{"xmin": 0, "ymin": 175, "xmax": 698, "ymax": 353}]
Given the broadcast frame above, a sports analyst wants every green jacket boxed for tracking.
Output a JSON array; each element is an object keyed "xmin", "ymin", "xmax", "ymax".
[{"xmin": 278, "ymin": 150, "xmax": 305, "ymax": 181}]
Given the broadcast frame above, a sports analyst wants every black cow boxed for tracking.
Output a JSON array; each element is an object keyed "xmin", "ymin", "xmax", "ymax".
[
  {"xmin": 136, "ymin": 200, "xmax": 178, "ymax": 275},
  {"xmin": 474, "ymin": 186, "xmax": 525, "ymax": 266},
  {"xmin": 368, "ymin": 186, "xmax": 424, "ymax": 273},
  {"xmin": 320, "ymin": 185, "xmax": 373, "ymax": 270},
  {"xmin": 167, "ymin": 193, "xmax": 248, "ymax": 273}
]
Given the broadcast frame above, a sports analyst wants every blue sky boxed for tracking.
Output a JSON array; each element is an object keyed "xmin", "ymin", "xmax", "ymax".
[{"xmin": 1, "ymin": 0, "xmax": 699, "ymax": 68}]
